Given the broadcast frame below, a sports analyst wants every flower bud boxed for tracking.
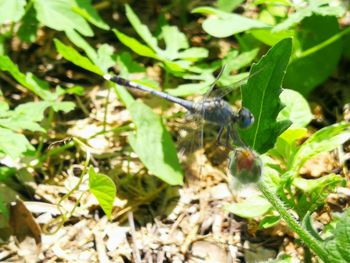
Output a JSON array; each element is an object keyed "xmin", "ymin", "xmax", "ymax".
[{"xmin": 229, "ymin": 147, "xmax": 262, "ymax": 184}]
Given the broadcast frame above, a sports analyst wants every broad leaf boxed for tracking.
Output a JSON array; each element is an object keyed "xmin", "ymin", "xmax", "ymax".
[
  {"xmin": 217, "ymin": 0, "xmax": 244, "ymax": 12},
  {"xmin": 0, "ymin": 55, "xmax": 55, "ymax": 100},
  {"xmin": 34, "ymin": 0, "xmax": 93, "ymax": 36},
  {"xmin": 125, "ymin": 4, "xmax": 160, "ymax": 53},
  {"xmin": 0, "ymin": 101, "xmax": 50, "ymax": 132},
  {"xmin": 65, "ymin": 29, "xmax": 98, "ymax": 63},
  {"xmin": 225, "ymin": 196, "xmax": 272, "ymax": 218},
  {"xmin": 239, "ymin": 38, "xmax": 292, "ymax": 154},
  {"xmin": 323, "ymin": 209, "xmax": 350, "ymax": 262},
  {"xmin": 259, "ymin": 215, "xmax": 281, "ymax": 229},
  {"xmin": 269, "ymin": 128, "xmax": 308, "ymax": 167},
  {"xmin": 89, "ymin": 167, "xmax": 116, "ymax": 219},
  {"xmin": 0, "ymin": 127, "xmax": 34, "ymax": 159},
  {"xmin": 54, "ymin": 39, "xmax": 104, "ymax": 75},
  {"xmin": 273, "ymin": 0, "xmax": 345, "ymax": 32},
  {"xmin": 113, "ymin": 29, "xmax": 158, "ymax": 59},
  {"xmin": 192, "ymin": 7, "xmax": 268, "ymax": 38},
  {"xmin": 284, "ymin": 15, "xmax": 342, "ymax": 96},
  {"xmin": 293, "ymin": 174, "xmax": 344, "ymax": 194},
  {"xmin": 17, "ymin": 6, "xmax": 39, "ymax": 43},
  {"xmin": 0, "ymin": 0, "xmax": 26, "ymax": 24},
  {"xmin": 278, "ymin": 89, "xmax": 313, "ymax": 128},
  {"xmin": 291, "ymin": 122, "xmax": 350, "ymax": 173},
  {"xmin": 127, "ymin": 101, "xmax": 183, "ymax": 185},
  {"xmin": 73, "ymin": 0, "xmax": 109, "ymax": 30}
]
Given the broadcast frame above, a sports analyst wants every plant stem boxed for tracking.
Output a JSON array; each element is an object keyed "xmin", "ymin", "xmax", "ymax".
[
  {"xmin": 257, "ymin": 180, "xmax": 329, "ymax": 262},
  {"xmin": 296, "ymin": 26, "xmax": 350, "ymax": 60}
]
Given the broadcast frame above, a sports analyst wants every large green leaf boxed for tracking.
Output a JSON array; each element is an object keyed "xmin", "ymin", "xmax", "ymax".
[
  {"xmin": 127, "ymin": 101, "xmax": 183, "ymax": 186},
  {"xmin": 34, "ymin": 0, "xmax": 93, "ymax": 36},
  {"xmin": 125, "ymin": 4, "xmax": 160, "ymax": 53},
  {"xmin": 323, "ymin": 209, "xmax": 350, "ymax": 263},
  {"xmin": 225, "ymin": 196, "xmax": 272, "ymax": 218},
  {"xmin": 273, "ymin": 0, "xmax": 345, "ymax": 32},
  {"xmin": 54, "ymin": 39, "xmax": 104, "ymax": 75},
  {"xmin": 0, "ymin": 0, "xmax": 25, "ymax": 24},
  {"xmin": 0, "ymin": 55, "xmax": 55, "ymax": 100},
  {"xmin": 88, "ymin": 167, "xmax": 116, "ymax": 220},
  {"xmin": 0, "ymin": 127, "xmax": 34, "ymax": 159},
  {"xmin": 0, "ymin": 101, "xmax": 50, "ymax": 132},
  {"xmin": 192, "ymin": 7, "xmax": 268, "ymax": 38},
  {"xmin": 291, "ymin": 122, "xmax": 350, "ymax": 173},
  {"xmin": 113, "ymin": 29, "xmax": 158, "ymax": 59},
  {"xmin": 283, "ymin": 15, "xmax": 342, "ymax": 96},
  {"xmin": 73, "ymin": 0, "xmax": 109, "ymax": 30},
  {"xmin": 334, "ymin": 209, "xmax": 350, "ymax": 262},
  {"xmin": 239, "ymin": 38, "xmax": 292, "ymax": 154},
  {"xmin": 17, "ymin": 5, "xmax": 39, "ymax": 43},
  {"xmin": 278, "ymin": 89, "xmax": 313, "ymax": 128}
]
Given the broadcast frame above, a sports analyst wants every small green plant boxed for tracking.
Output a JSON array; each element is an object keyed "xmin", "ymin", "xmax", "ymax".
[
  {"xmin": 0, "ymin": 0, "xmax": 108, "ymax": 45},
  {"xmin": 226, "ymin": 38, "xmax": 350, "ymax": 262}
]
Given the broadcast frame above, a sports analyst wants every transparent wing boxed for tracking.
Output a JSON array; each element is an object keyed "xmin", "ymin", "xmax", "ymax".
[{"xmin": 205, "ymin": 63, "xmax": 269, "ymax": 101}]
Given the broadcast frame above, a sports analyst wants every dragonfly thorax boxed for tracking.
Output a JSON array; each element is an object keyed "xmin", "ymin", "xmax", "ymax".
[
  {"xmin": 192, "ymin": 99, "xmax": 254, "ymax": 129},
  {"xmin": 192, "ymin": 99, "xmax": 235, "ymax": 126}
]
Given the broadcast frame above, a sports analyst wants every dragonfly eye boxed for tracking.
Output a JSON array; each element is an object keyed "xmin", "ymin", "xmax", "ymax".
[{"xmin": 238, "ymin": 107, "xmax": 254, "ymax": 129}]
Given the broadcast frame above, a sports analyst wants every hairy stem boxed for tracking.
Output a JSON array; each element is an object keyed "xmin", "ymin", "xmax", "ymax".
[{"xmin": 257, "ymin": 180, "xmax": 329, "ymax": 262}]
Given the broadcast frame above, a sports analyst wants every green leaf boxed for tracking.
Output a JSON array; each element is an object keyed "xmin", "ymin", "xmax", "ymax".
[
  {"xmin": 94, "ymin": 44, "xmax": 115, "ymax": 73},
  {"xmin": 162, "ymin": 25, "xmax": 188, "ymax": 60},
  {"xmin": 54, "ymin": 39, "xmax": 104, "ymax": 75},
  {"xmin": 334, "ymin": 209, "xmax": 350, "ymax": 262},
  {"xmin": 323, "ymin": 209, "xmax": 350, "ymax": 262},
  {"xmin": 284, "ymin": 15, "xmax": 342, "ymax": 96},
  {"xmin": 225, "ymin": 196, "xmax": 272, "ymax": 218},
  {"xmin": 125, "ymin": 4, "xmax": 160, "ymax": 53},
  {"xmin": 0, "ymin": 127, "xmax": 34, "ymax": 159},
  {"xmin": 278, "ymin": 89, "xmax": 313, "ymax": 128},
  {"xmin": 34, "ymin": 0, "xmax": 93, "ymax": 36},
  {"xmin": 259, "ymin": 215, "xmax": 280, "ymax": 229},
  {"xmin": 217, "ymin": 0, "xmax": 244, "ymax": 12},
  {"xmin": 269, "ymin": 128, "xmax": 308, "ymax": 167},
  {"xmin": 239, "ymin": 38, "xmax": 292, "ymax": 154},
  {"xmin": 0, "ymin": 101, "xmax": 50, "ymax": 132},
  {"xmin": 0, "ymin": 55, "xmax": 55, "ymax": 100},
  {"xmin": 293, "ymin": 174, "xmax": 344, "ymax": 193},
  {"xmin": 166, "ymin": 73, "xmax": 215, "ymax": 96},
  {"xmin": 251, "ymin": 28, "xmax": 294, "ymax": 46},
  {"xmin": 25, "ymin": 73, "xmax": 57, "ymax": 101},
  {"xmin": 65, "ymin": 29, "xmax": 98, "ymax": 63},
  {"xmin": 0, "ymin": 0, "xmax": 26, "ymax": 24},
  {"xmin": 50, "ymin": 101, "xmax": 75, "ymax": 113},
  {"xmin": 127, "ymin": 101, "xmax": 183, "ymax": 185},
  {"xmin": 178, "ymin": 47, "xmax": 210, "ymax": 61},
  {"xmin": 291, "ymin": 122, "xmax": 350, "ymax": 173},
  {"xmin": 273, "ymin": 0, "xmax": 345, "ymax": 32},
  {"xmin": 113, "ymin": 29, "xmax": 158, "ymax": 59},
  {"xmin": 116, "ymin": 52, "xmax": 145, "ymax": 76},
  {"xmin": 17, "ymin": 5, "xmax": 39, "ymax": 43},
  {"xmin": 192, "ymin": 7, "xmax": 268, "ymax": 38},
  {"xmin": 88, "ymin": 167, "xmax": 116, "ymax": 219},
  {"xmin": 73, "ymin": 0, "xmax": 109, "ymax": 30}
]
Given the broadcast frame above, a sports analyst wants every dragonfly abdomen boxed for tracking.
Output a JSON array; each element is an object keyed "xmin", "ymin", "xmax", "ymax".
[{"xmin": 104, "ymin": 74, "xmax": 195, "ymax": 112}]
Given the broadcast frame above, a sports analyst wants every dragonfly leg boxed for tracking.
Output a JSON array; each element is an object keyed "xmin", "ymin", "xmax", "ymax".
[
  {"xmin": 229, "ymin": 125, "xmax": 246, "ymax": 147},
  {"xmin": 216, "ymin": 125, "xmax": 225, "ymax": 145},
  {"xmin": 225, "ymin": 126, "xmax": 231, "ymax": 148}
]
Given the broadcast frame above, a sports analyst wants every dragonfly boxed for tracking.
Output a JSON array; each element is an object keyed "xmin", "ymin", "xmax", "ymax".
[{"xmin": 104, "ymin": 72, "xmax": 254, "ymax": 147}]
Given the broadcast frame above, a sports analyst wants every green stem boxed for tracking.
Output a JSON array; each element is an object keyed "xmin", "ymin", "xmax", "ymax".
[
  {"xmin": 296, "ymin": 26, "xmax": 350, "ymax": 60},
  {"xmin": 257, "ymin": 180, "xmax": 329, "ymax": 262},
  {"xmin": 102, "ymin": 87, "xmax": 111, "ymax": 132}
]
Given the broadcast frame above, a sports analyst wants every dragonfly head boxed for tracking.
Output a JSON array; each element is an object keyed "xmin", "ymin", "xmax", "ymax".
[{"xmin": 237, "ymin": 107, "xmax": 254, "ymax": 129}]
